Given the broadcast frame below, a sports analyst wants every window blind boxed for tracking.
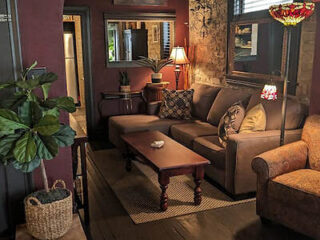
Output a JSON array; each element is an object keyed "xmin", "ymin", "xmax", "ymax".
[
  {"xmin": 234, "ymin": 0, "xmax": 293, "ymax": 15},
  {"xmin": 161, "ymin": 22, "xmax": 171, "ymax": 59}
]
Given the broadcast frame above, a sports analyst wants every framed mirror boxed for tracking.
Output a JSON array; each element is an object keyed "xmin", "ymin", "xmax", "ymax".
[{"xmin": 104, "ymin": 13, "xmax": 176, "ymax": 67}]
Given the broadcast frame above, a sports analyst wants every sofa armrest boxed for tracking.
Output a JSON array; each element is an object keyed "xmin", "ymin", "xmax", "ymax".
[
  {"xmin": 147, "ymin": 101, "xmax": 162, "ymax": 115},
  {"xmin": 225, "ymin": 129, "xmax": 302, "ymax": 195},
  {"xmin": 252, "ymin": 140, "xmax": 308, "ymax": 182}
]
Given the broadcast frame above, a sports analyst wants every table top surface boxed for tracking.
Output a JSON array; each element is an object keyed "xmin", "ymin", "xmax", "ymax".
[
  {"xmin": 102, "ymin": 90, "xmax": 142, "ymax": 96},
  {"xmin": 121, "ymin": 131, "xmax": 210, "ymax": 171}
]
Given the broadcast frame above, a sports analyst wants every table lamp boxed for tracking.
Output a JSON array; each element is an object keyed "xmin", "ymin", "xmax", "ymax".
[
  {"xmin": 262, "ymin": 2, "xmax": 315, "ymax": 146},
  {"xmin": 170, "ymin": 47, "xmax": 189, "ymax": 90}
]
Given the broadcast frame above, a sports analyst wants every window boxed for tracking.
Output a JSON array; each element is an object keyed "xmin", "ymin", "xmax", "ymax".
[{"xmin": 234, "ymin": 0, "xmax": 293, "ymax": 15}]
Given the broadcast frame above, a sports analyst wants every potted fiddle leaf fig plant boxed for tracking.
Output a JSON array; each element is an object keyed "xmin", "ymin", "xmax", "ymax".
[
  {"xmin": 119, "ymin": 71, "xmax": 130, "ymax": 92},
  {"xmin": 0, "ymin": 62, "xmax": 76, "ymax": 240},
  {"xmin": 136, "ymin": 56, "xmax": 172, "ymax": 83}
]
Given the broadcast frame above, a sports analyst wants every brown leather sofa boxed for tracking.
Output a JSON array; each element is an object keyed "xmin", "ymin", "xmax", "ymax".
[
  {"xmin": 109, "ymin": 83, "xmax": 306, "ymax": 197},
  {"xmin": 252, "ymin": 115, "xmax": 320, "ymax": 239}
]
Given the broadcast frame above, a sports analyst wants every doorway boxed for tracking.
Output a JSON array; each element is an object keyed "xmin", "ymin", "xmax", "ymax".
[
  {"xmin": 63, "ymin": 14, "xmax": 87, "ymax": 135},
  {"xmin": 62, "ymin": 7, "xmax": 93, "ymax": 139}
]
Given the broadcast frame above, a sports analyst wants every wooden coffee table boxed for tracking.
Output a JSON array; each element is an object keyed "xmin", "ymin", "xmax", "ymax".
[{"xmin": 121, "ymin": 131, "xmax": 210, "ymax": 211}]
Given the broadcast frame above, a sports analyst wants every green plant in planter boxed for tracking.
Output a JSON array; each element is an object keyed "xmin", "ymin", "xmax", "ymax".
[
  {"xmin": 136, "ymin": 56, "xmax": 172, "ymax": 83},
  {"xmin": 119, "ymin": 71, "xmax": 130, "ymax": 86},
  {"xmin": 136, "ymin": 56, "xmax": 172, "ymax": 73},
  {"xmin": 0, "ymin": 61, "xmax": 76, "ymax": 195}
]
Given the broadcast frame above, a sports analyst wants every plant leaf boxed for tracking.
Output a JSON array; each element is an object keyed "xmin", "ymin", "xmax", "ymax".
[
  {"xmin": 43, "ymin": 107, "xmax": 60, "ymax": 117},
  {"xmin": 13, "ymin": 131, "xmax": 37, "ymax": 163},
  {"xmin": 52, "ymin": 125, "xmax": 75, "ymax": 147},
  {"xmin": 33, "ymin": 115, "xmax": 60, "ymax": 136},
  {"xmin": 0, "ymin": 81, "xmax": 16, "ymax": 90},
  {"xmin": 0, "ymin": 133, "xmax": 22, "ymax": 156},
  {"xmin": 1, "ymin": 93, "xmax": 28, "ymax": 110},
  {"xmin": 16, "ymin": 78, "xmax": 40, "ymax": 90},
  {"xmin": 22, "ymin": 61, "xmax": 38, "ymax": 79},
  {"xmin": 38, "ymin": 72, "xmax": 58, "ymax": 85},
  {"xmin": 55, "ymin": 97, "xmax": 76, "ymax": 113},
  {"xmin": 0, "ymin": 129, "xmax": 15, "ymax": 138},
  {"xmin": 12, "ymin": 156, "xmax": 41, "ymax": 173},
  {"xmin": 41, "ymin": 83, "xmax": 51, "ymax": 100},
  {"xmin": 19, "ymin": 101, "xmax": 42, "ymax": 127},
  {"xmin": 35, "ymin": 134, "xmax": 58, "ymax": 160},
  {"xmin": 0, "ymin": 109, "xmax": 29, "ymax": 131}
]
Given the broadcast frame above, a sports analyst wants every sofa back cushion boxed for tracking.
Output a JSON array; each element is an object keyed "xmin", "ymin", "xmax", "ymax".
[
  {"xmin": 302, "ymin": 115, "xmax": 320, "ymax": 171},
  {"xmin": 207, "ymin": 88, "xmax": 251, "ymax": 126},
  {"xmin": 191, "ymin": 83, "xmax": 221, "ymax": 120},
  {"xmin": 246, "ymin": 91, "xmax": 306, "ymax": 130}
]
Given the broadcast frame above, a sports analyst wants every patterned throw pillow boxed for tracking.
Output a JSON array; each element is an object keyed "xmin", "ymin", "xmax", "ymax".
[
  {"xmin": 158, "ymin": 89, "xmax": 194, "ymax": 120},
  {"xmin": 218, "ymin": 102, "xmax": 245, "ymax": 148}
]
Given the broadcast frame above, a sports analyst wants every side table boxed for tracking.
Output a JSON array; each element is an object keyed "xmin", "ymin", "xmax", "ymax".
[
  {"xmin": 145, "ymin": 82, "xmax": 170, "ymax": 102},
  {"xmin": 98, "ymin": 91, "xmax": 146, "ymax": 118}
]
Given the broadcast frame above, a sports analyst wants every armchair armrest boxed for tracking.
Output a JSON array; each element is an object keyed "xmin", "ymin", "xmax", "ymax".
[
  {"xmin": 252, "ymin": 140, "xmax": 308, "ymax": 182},
  {"xmin": 225, "ymin": 129, "xmax": 302, "ymax": 195},
  {"xmin": 147, "ymin": 101, "xmax": 162, "ymax": 115}
]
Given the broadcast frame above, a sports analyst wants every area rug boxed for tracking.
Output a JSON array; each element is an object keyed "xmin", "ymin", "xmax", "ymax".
[{"xmin": 88, "ymin": 149, "xmax": 255, "ymax": 224}]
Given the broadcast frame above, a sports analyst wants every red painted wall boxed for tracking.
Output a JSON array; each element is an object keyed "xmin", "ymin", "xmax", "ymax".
[
  {"xmin": 310, "ymin": 6, "xmax": 320, "ymax": 115},
  {"xmin": 17, "ymin": 0, "xmax": 73, "ymax": 191},
  {"xmin": 64, "ymin": 0, "xmax": 189, "ymax": 125}
]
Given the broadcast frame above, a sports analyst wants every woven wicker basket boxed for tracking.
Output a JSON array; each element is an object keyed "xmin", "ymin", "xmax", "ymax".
[{"xmin": 24, "ymin": 180, "xmax": 73, "ymax": 240}]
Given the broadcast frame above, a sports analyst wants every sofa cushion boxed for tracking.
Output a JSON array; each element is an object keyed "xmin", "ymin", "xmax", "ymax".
[
  {"xmin": 239, "ymin": 103, "xmax": 267, "ymax": 133},
  {"xmin": 159, "ymin": 89, "xmax": 194, "ymax": 120},
  {"xmin": 246, "ymin": 91, "xmax": 306, "ymax": 130},
  {"xmin": 207, "ymin": 88, "xmax": 251, "ymax": 126},
  {"xmin": 170, "ymin": 121, "xmax": 218, "ymax": 148},
  {"xmin": 218, "ymin": 102, "xmax": 245, "ymax": 147},
  {"xmin": 269, "ymin": 169, "xmax": 320, "ymax": 213},
  {"xmin": 193, "ymin": 136, "xmax": 226, "ymax": 169},
  {"xmin": 302, "ymin": 115, "xmax": 320, "ymax": 171},
  {"xmin": 191, "ymin": 83, "xmax": 221, "ymax": 121},
  {"xmin": 109, "ymin": 115, "xmax": 187, "ymax": 150}
]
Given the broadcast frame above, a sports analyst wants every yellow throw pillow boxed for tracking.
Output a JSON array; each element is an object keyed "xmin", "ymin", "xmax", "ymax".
[{"xmin": 240, "ymin": 103, "xmax": 266, "ymax": 133}]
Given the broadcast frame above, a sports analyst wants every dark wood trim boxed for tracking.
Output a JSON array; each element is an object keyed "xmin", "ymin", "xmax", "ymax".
[
  {"xmin": 63, "ymin": 6, "xmax": 95, "ymax": 140},
  {"xmin": 104, "ymin": 12, "xmax": 176, "ymax": 21}
]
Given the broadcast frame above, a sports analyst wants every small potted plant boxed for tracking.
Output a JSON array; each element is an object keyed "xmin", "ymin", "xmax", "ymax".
[
  {"xmin": 136, "ymin": 56, "xmax": 172, "ymax": 83},
  {"xmin": 119, "ymin": 71, "xmax": 130, "ymax": 92},
  {"xmin": 0, "ymin": 62, "xmax": 76, "ymax": 240}
]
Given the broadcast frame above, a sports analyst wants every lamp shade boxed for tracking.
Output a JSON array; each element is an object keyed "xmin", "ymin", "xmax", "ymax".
[
  {"xmin": 261, "ymin": 84, "xmax": 278, "ymax": 100},
  {"xmin": 170, "ymin": 47, "xmax": 189, "ymax": 65},
  {"xmin": 269, "ymin": 2, "xmax": 315, "ymax": 27}
]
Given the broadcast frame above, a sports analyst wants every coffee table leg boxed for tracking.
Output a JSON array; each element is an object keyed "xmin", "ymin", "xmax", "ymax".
[
  {"xmin": 158, "ymin": 172, "xmax": 170, "ymax": 211},
  {"xmin": 193, "ymin": 166, "xmax": 204, "ymax": 205},
  {"xmin": 124, "ymin": 145, "xmax": 132, "ymax": 172}
]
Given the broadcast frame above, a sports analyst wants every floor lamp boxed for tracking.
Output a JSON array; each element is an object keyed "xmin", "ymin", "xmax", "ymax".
[
  {"xmin": 170, "ymin": 47, "xmax": 189, "ymax": 90},
  {"xmin": 261, "ymin": 2, "xmax": 315, "ymax": 146}
]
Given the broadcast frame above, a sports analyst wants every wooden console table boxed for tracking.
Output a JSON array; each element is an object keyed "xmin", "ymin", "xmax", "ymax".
[{"xmin": 98, "ymin": 90, "xmax": 146, "ymax": 118}]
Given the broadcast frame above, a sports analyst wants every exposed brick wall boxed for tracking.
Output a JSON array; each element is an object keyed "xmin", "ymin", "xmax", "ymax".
[
  {"xmin": 296, "ymin": 14, "xmax": 317, "ymax": 105},
  {"xmin": 189, "ymin": 0, "xmax": 228, "ymax": 86}
]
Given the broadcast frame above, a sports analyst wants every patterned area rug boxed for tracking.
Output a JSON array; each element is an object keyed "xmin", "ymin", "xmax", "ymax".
[{"xmin": 89, "ymin": 148, "xmax": 255, "ymax": 224}]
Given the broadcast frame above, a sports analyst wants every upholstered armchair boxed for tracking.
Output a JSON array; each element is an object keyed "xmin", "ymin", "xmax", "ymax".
[{"xmin": 252, "ymin": 115, "xmax": 320, "ymax": 239}]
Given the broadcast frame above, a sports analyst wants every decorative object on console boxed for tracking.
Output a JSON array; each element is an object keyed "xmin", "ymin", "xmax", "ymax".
[
  {"xmin": 0, "ymin": 62, "xmax": 76, "ymax": 240},
  {"xmin": 170, "ymin": 47, "xmax": 189, "ymax": 90},
  {"xmin": 239, "ymin": 103, "xmax": 266, "ymax": 133},
  {"xmin": 268, "ymin": 2, "xmax": 315, "ymax": 146},
  {"xmin": 218, "ymin": 102, "xmax": 245, "ymax": 148},
  {"xmin": 158, "ymin": 89, "xmax": 194, "ymax": 120},
  {"xmin": 136, "ymin": 56, "xmax": 172, "ymax": 83},
  {"xmin": 113, "ymin": 0, "xmax": 168, "ymax": 6},
  {"xmin": 119, "ymin": 71, "xmax": 131, "ymax": 92},
  {"xmin": 150, "ymin": 140, "xmax": 165, "ymax": 148}
]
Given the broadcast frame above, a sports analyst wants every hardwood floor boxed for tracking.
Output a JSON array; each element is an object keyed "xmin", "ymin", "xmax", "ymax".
[{"xmin": 84, "ymin": 146, "xmax": 312, "ymax": 240}]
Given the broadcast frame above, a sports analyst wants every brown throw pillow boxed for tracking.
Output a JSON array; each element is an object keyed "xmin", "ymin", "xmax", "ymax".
[
  {"xmin": 158, "ymin": 89, "xmax": 194, "ymax": 120},
  {"xmin": 218, "ymin": 102, "xmax": 245, "ymax": 148},
  {"xmin": 240, "ymin": 103, "xmax": 267, "ymax": 133}
]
